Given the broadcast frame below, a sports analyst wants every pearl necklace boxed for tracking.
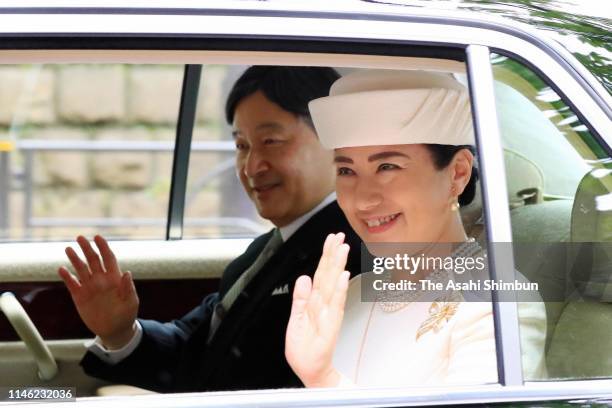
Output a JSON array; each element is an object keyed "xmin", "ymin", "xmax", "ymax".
[{"xmin": 376, "ymin": 238, "xmax": 480, "ymax": 313}]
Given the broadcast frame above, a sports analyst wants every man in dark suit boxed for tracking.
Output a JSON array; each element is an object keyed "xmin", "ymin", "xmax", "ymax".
[{"xmin": 57, "ymin": 66, "xmax": 361, "ymax": 393}]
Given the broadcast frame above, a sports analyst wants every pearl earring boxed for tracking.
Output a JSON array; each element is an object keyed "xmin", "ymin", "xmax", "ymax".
[{"xmin": 450, "ymin": 185, "xmax": 459, "ymax": 211}]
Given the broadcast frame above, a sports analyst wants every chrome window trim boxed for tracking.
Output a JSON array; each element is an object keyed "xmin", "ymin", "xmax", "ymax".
[
  {"xmin": 466, "ymin": 45, "xmax": 523, "ymax": 387},
  {"xmin": 20, "ymin": 380, "xmax": 612, "ymax": 407}
]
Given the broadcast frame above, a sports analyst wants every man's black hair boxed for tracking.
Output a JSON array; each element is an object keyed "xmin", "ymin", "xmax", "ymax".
[{"xmin": 225, "ymin": 66, "xmax": 340, "ymax": 129}]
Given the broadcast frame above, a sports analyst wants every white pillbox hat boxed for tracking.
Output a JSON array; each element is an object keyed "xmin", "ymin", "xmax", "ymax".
[{"xmin": 308, "ymin": 70, "xmax": 475, "ymax": 149}]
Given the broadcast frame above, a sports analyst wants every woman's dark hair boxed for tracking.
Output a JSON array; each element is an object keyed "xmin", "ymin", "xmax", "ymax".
[
  {"xmin": 425, "ymin": 144, "xmax": 479, "ymax": 206},
  {"xmin": 225, "ymin": 66, "xmax": 341, "ymax": 129}
]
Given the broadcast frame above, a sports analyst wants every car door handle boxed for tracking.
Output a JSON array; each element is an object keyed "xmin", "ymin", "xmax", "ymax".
[{"xmin": 0, "ymin": 292, "xmax": 58, "ymax": 381}]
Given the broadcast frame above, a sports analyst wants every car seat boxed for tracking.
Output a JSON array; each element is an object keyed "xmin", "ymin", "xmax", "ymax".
[
  {"xmin": 545, "ymin": 168, "xmax": 612, "ymax": 378},
  {"xmin": 463, "ymin": 148, "xmax": 556, "ymax": 379},
  {"xmin": 462, "ymin": 148, "xmax": 546, "ymax": 240}
]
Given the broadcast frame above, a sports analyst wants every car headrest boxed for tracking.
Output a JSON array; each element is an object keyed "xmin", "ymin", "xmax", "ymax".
[
  {"xmin": 572, "ymin": 169, "xmax": 612, "ymax": 242},
  {"xmin": 569, "ymin": 168, "xmax": 612, "ymax": 301},
  {"xmin": 504, "ymin": 149, "xmax": 544, "ymax": 209},
  {"xmin": 460, "ymin": 149, "xmax": 544, "ymax": 240}
]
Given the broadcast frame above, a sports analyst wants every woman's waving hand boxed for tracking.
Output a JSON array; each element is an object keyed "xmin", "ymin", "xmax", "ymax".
[{"xmin": 285, "ymin": 233, "xmax": 351, "ymax": 387}]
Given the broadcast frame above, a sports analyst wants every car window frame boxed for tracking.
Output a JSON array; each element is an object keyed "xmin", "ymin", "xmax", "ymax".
[
  {"xmin": 167, "ymin": 64, "xmax": 200, "ymax": 240},
  {"xmin": 466, "ymin": 44, "xmax": 523, "ymax": 386}
]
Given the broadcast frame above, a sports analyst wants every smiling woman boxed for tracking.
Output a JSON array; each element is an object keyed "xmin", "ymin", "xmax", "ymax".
[
  {"xmin": 333, "ymin": 144, "xmax": 474, "ymax": 243},
  {"xmin": 285, "ymin": 69, "xmax": 506, "ymax": 388}
]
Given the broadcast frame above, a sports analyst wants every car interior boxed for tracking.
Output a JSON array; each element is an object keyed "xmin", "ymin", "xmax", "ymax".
[
  {"xmin": 0, "ymin": 50, "xmax": 610, "ymax": 398},
  {"xmin": 491, "ymin": 60, "xmax": 612, "ymax": 379}
]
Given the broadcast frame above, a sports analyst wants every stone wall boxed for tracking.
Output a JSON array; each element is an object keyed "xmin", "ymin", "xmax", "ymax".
[{"xmin": 0, "ymin": 64, "xmax": 264, "ymax": 241}]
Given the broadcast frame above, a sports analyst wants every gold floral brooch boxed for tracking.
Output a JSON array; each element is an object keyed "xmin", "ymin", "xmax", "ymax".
[{"xmin": 416, "ymin": 293, "xmax": 461, "ymax": 341}]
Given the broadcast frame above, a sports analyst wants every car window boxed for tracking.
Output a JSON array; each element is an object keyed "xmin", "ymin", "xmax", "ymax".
[
  {"xmin": 1, "ymin": 54, "xmax": 605, "ymax": 404},
  {"xmin": 0, "ymin": 64, "xmax": 182, "ymax": 242},
  {"xmin": 491, "ymin": 53, "xmax": 612, "ymax": 381},
  {"xmin": 0, "ymin": 63, "xmax": 269, "ymax": 243},
  {"xmin": 183, "ymin": 64, "xmax": 272, "ymax": 239},
  {"xmin": 1, "ymin": 60, "xmax": 510, "ymax": 397}
]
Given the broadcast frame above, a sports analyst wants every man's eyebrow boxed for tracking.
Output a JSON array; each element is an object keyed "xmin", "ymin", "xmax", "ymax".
[
  {"xmin": 368, "ymin": 151, "xmax": 410, "ymax": 162},
  {"xmin": 256, "ymin": 122, "xmax": 284, "ymax": 132},
  {"xmin": 231, "ymin": 122, "xmax": 283, "ymax": 139},
  {"xmin": 334, "ymin": 156, "xmax": 353, "ymax": 164}
]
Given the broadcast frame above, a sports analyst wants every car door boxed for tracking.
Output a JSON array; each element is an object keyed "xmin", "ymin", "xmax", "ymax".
[
  {"xmin": 0, "ymin": 62, "xmax": 257, "ymax": 396},
  {"xmin": 1, "ymin": 3, "xmax": 611, "ymax": 407}
]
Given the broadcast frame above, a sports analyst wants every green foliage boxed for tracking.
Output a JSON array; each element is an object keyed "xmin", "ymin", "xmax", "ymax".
[{"xmin": 463, "ymin": 0, "xmax": 612, "ymax": 94}]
